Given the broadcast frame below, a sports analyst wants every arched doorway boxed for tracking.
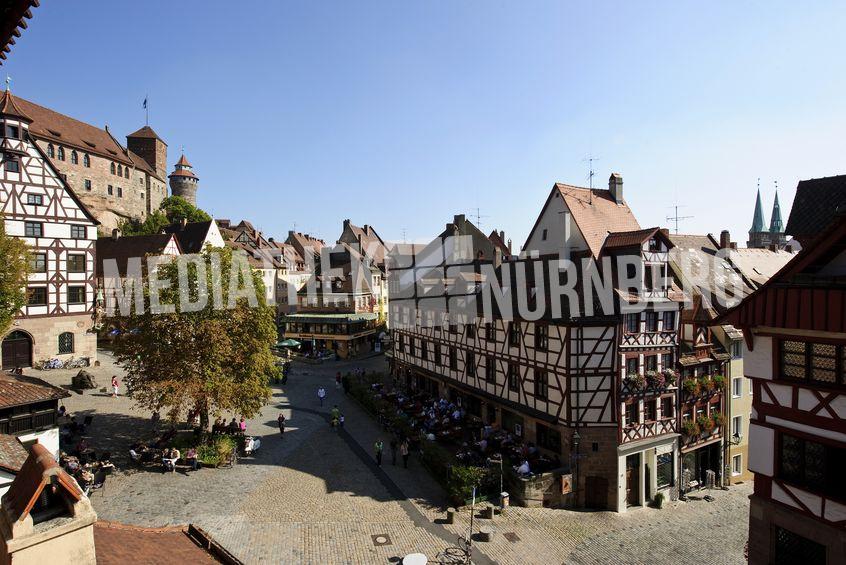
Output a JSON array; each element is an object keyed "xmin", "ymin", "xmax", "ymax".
[{"xmin": 2, "ymin": 330, "xmax": 32, "ymax": 370}]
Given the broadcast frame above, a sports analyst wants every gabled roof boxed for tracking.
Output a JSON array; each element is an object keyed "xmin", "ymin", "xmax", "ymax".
[
  {"xmin": 0, "ymin": 434, "xmax": 27, "ymax": 474},
  {"xmin": 726, "ymin": 247, "xmax": 796, "ymax": 289},
  {"xmin": 127, "ymin": 125, "xmax": 166, "ymax": 144},
  {"xmin": 96, "ymin": 233, "xmax": 180, "ymax": 277},
  {"xmin": 162, "ymin": 221, "xmax": 214, "ymax": 254},
  {"xmin": 286, "ymin": 231, "xmax": 325, "ymax": 258},
  {"xmin": 785, "ymin": 174, "xmax": 846, "ymax": 243},
  {"xmin": 526, "ymin": 183, "xmax": 641, "ymax": 259},
  {"xmin": 339, "ymin": 220, "xmax": 388, "ymax": 265},
  {"xmin": 4, "ymin": 443, "xmax": 82, "ymax": 523},
  {"xmin": 0, "ymin": 372, "xmax": 69, "ymax": 409},
  {"xmin": 175, "ymin": 154, "xmax": 191, "ymax": 167},
  {"xmin": 488, "ymin": 230, "xmax": 510, "ymax": 256},
  {"xmin": 601, "ymin": 227, "xmax": 665, "ymax": 252},
  {"xmin": 13, "ymin": 94, "xmax": 134, "ymax": 164},
  {"xmin": 0, "ymin": 89, "xmax": 31, "ymax": 121}
]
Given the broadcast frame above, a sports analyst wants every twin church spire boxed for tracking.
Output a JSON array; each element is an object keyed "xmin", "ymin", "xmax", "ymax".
[{"xmin": 747, "ymin": 180, "xmax": 786, "ymax": 248}]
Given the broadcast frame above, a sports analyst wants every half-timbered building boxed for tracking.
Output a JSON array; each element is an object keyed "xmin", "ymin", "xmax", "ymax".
[
  {"xmin": 521, "ymin": 175, "xmax": 683, "ymax": 511},
  {"xmin": 0, "ymin": 89, "xmax": 98, "ymax": 369},
  {"xmin": 718, "ymin": 209, "xmax": 846, "ymax": 565}
]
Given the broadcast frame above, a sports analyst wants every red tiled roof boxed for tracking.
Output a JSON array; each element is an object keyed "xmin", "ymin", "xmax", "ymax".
[
  {"xmin": 94, "ymin": 522, "xmax": 219, "ymax": 564},
  {"xmin": 169, "ymin": 168, "xmax": 197, "ymax": 179},
  {"xmin": 127, "ymin": 125, "xmax": 166, "ymax": 143},
  {"xmin": 555, "ymin": 183, "xmax": 641, "ymax": 258},
  {"xmin": 488, "ymin": 230, "xmax": 510, "ymax": 256},
  {"xmin": 601, "ymin": 227, "xmax": 661, "ymax": 250},
  {"xmin": 0, "ymin": 89, "xmax": 31, "ymax": 121},
  {"xmin": 0, "ymin": 434, "xmax": 27, "ymax": 474},
  {"xmin": 175, "ymin": 154, "xmax": 192, "ymax": 167},
  {"xmin": 5, "ymin": 443, "xmax": 82, "ymax": 523},
  {"xmin": 0, "ymin": 372, "xmax": 69, "ymax": 409},
  {"xmin": 96, "ymin": 233, "xmax": 180, "ymax": 277},
  {"xmin": 13, "ymin": 94, "xmax": 134, "ymax": 164}
]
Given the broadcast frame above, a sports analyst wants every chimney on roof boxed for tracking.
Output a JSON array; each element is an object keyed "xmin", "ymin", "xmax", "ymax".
[
  {"xmin": 499, "ymin": 230, "xmax": 505, "ymax": 242},
  {"xmin": 343, "ymin": 219, "xmax": 350, "ymax": 228},
  {"xmin": 454, "ymin": 214, "xmax": 465, "ymax": 225},
  {"xmin": 609, "ymin": 173, "xmax": 623, "ymax": 204},
  {"xmin": 720, "ymin": 230, "xmax": 731, "ymax": 249},
  {"xmin": 269, "ymin": 237, "xmax": 275, "ymax": 243},
  {"xmin": 111, "ymin": 228, "xmax": 120, "ymax": 241},
  {"xmin": 730, "ymin": 242, "xmax": 737, "ymax": 250},
  {"xmin": 507, "ymin": 238, "xmax": 512, "ymax": 254}
]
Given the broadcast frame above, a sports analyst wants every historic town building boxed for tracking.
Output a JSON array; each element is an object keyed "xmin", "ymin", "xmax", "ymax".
[
  {"xmin": 719, "ymin": 210, "xmax": 846, "ymax": 564},
  {"xmin": 168, "ymin": 153, "xmax": 199, "ymax": 206},
  {"xmin": 281, "ymin": 243, "xmax": 384, "ymax": 358},
  {"xmin": 0, "ymin": 89, "xmax": 99, "ymax": 369}
]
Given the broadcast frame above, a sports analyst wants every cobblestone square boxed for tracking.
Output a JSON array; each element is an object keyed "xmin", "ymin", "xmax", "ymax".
[{"xmin": 35, "ymin": 352, "xmax": 751, "ymax": 564}]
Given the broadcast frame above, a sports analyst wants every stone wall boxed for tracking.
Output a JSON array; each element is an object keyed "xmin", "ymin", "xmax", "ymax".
[
  {"xmin": 3, "ymin": 314, "xmax": 97, "ymax": 366},
  {"xmin": 34, "ymin": 139, "xmax": 167, "ymax": 233},
  {"xmin": 574, "ymin": 426, "xmax": 620, "ymax": 510}
]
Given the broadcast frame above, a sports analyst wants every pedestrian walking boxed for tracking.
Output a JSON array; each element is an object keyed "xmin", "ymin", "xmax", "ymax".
[
  {"xmin": 317, "ymin": 386, "xmax": 326, "ymax": 407},
  {"xmin": 277, "ymin": 412, "xmax": 286, "ymax": 437},
  {"xmin": 331, "ymin": 405, "xmax": 340, "ymax": 422},
  {"xmin": 111, "ymin": 375, "xmax": 119, "ymax": 398},
  {"xmin": 400, "ymin": 439, "xmax": 410, "ymax": 468},
  {"xmin": 374, "ymin": 439, "xmax": 384, "ymax": 466},
  {"xmin": 339, "ymin": 414, "xmax": 345, "ymax": 428},
  {"xmin": 390, "ymin": 438, "xmax": 398, "ymax": 465}
]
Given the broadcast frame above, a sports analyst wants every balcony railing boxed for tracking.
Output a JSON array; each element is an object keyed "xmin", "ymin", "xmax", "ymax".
[{"xmin": 0, "ymin": 409, "xmax": 57, "ymax": 435}]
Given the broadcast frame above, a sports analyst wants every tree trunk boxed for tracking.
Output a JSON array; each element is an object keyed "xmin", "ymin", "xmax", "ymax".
[{"xmin": 198, "ymin": 399, "xmax": 209, "ymax": 431}]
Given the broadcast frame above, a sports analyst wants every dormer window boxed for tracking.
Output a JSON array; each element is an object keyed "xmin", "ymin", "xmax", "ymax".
[
  {"xmin": 648, "ymin": 238, "xmax": 660, "ymax": 252},
  {"xmin": 5, "ymin": 124, "xmax": 19, "ymax": 138}
]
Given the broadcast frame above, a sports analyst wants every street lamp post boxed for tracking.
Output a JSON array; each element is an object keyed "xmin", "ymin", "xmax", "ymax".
[{"xmin": 572, "ymin": 429, "xmax": 581, "ymax": 505}]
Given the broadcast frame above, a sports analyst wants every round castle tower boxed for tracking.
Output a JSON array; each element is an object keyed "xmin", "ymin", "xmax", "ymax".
[{"xmin": 168, "ymin": 154, "xmax": 199, "ymax": 206}]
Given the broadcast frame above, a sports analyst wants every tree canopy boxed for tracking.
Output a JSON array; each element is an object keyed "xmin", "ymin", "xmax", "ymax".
[
  {"xmin": 119, "ymin": 196, "xmax": 212, "ymax": 236},
  {"xmin": 0, "ymin": 217, "xmax": 29, "ymax": 336},
  {"xmin": 110, "ymin": 246, "xmax": 278, "ymax": 427}
]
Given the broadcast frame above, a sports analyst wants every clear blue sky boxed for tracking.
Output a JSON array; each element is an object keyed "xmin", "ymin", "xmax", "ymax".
[{"xmin": 5, "ymin": 1, "xmax": 845, "ymax": 247}]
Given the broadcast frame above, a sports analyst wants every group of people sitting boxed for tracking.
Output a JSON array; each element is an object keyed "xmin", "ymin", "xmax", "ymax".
[
  {"xmin": 129, "ymin": 442, "xmax": 199, "ymax": 473},
  {"xmin": 60, "ymin": 450, "xmax": 114, "ymax": 493},
  {"xmin": 211, "ymin": 417, "xmax": 248, "ymax": 435}
]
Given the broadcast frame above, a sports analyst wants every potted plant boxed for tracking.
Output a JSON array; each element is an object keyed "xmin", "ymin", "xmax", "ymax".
[
  {"xmin": 712, "ymin": 375, "xmax": 726, "ymax": 390},
  {"xmin": 661, "ymin": 368, "xmax": 678, "ymax": 387},
  {"xmin": 682, "ymin": 419, "xmax": 700, "ymax": 437},
  {"xmin": 682, "ymin": 378, "xmax": 700, "ymax": 396},
  {"xmin": 699, "ymin": 375, "xmax": 715, "ymax": 393},
  {"xmin": 712, "ymin": 412, "xmax": 725, "ymax": 429},
  {"xmin": 645, "ymin": 370, "xmax": 665, "ymax": 389},
  {"xmin": 697, "ymin": 414, "xmax": 714, "ymax": 436},
  {"xmin": 625, "ymin": 373, "xmax": 646, "ymax": 390}
]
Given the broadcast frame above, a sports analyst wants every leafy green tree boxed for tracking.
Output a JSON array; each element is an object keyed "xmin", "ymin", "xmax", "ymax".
[
  {"xmin": 119, "ymin": 196, "xmax": 212, "ymax": 236},
  {"xmin": 0, "ymin": 218, "xmax": 29, "ymax": 336},
  {"xmin": 111, "ymin": 246, "xmax": 278, "ymax": 428}
]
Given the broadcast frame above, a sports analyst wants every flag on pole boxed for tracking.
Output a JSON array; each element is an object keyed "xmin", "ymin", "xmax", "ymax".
[{"xmin": 142, "ymin": 96, "xmax": 147, "ymax": 109}]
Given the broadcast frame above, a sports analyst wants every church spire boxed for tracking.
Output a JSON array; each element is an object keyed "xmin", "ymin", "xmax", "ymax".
[
  {"xmin": 769, "ymin": 187, "xmax": 784, "ymax": 234},
  {"xmin": 750, "ymin": 185, "xmax": 766, "ymax": 235}
]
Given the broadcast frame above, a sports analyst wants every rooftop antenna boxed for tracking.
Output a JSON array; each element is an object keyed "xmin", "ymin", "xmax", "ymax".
[
  {"xmin": 582, "ymin": 155, "xmax": 600, "ymax": 204},
  {"xmin": 666, "ymin": 203, "xmax": 693, "ymax": 234},
  {"xmin": 468, "ymin": 206, "xmax": 490, "ymax": 230},
  {"xmin": 401, "ymin": 228, "xmax": 407, "ymax": 244}
]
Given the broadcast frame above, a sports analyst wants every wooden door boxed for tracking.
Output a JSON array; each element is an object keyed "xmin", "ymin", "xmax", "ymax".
[
  {"xmin": 626, "ymin": 454, "xmax": 640, "ymax": 506},
  {"xmin": 584, "ymin": 476, "xmax": 608, "ymax": 509},
  {"xmin": 2, "ymin": 331, "xmax": 32, "ymax": 369}
]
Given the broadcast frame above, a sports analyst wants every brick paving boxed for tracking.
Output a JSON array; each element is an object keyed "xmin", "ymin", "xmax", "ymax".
[{"xmin": 31, "ymin": 351, "xmax": 751, "ymax": 564}]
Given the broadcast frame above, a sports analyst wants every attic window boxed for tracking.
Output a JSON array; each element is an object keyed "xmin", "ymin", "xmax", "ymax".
[
  {"xmin": 83, "ymin": 140, "xmax": 96, "ymax": 148},
  {"xmin": 46, "ymin": 128, "xmax": 62, "ymax": 137},
  {"xmin": 106, "ymin": 149, "xmax": 117, "ymax": 156},
  {"xmin": 31, "ymin": 481, "xmax": 72, "ymax": 525}
]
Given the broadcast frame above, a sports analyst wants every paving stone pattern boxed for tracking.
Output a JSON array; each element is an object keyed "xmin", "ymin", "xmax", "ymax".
[{"xmin": 33, "ymin": 352, "xmax": 751, "ymax": 564}]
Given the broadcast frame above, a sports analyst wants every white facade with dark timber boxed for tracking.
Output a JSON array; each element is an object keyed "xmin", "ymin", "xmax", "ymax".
[{"xmin": 0, "ymin": 90, "xmax": 98, "ymax": 369}]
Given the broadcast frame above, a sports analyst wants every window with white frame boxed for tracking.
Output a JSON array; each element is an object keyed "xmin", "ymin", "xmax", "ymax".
[
  {"xmin": 732, "ymin": 454, "xmax": 742, "ymax": 476},
  {"xmin": 732, "ymin": 377, "xmax": 742, "ymax": 398},
  {"xmin": 732, "ymin": 415, "xmax": 742, "ymax": 439}
]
